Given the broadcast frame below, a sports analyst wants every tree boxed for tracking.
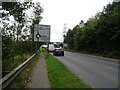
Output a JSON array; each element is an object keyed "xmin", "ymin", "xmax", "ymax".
[
  {"xmin": 64, "ymin": 2, "xmax": 120, "ymax": 59},
  {"xmin": 30, "ymin": 2, "xmax": 43, "ymax": 41},
  {"xmin": 2, "ymin": 2, "xmax": 34, "ymax": 41},
  {"xmin": 1, "ymin": 2, "xmax": 43, "ymax": 60}
]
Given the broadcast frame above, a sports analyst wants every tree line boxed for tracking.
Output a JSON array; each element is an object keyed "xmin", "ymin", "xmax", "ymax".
[
  {"xmin": 64, "ymin": 2, "xmax": 120, "ymax": 59},
  {"xmin": 1, "ymin": 2, "xmax": 43, "ymax": 61},
  {"xmin": 1, "ymin": 2, "xmax": 44, "ymax": 76}
]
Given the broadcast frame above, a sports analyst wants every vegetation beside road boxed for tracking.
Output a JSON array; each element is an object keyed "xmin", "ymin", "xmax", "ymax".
[
  {"xmin": 3, "ymin": 53, "xmax": 32, "ymax": 76},
  {"xmin": 65, "ymin": 49, "xmax": 120, "ymax": 60},
  {"xmin": 43, "ymin": 50, "xmax": 91, "ymax": 88},
  {"xmin": 2, "ymin": 2, "xmax": 45, "ymax": 77},
  {"xmin": 6, "ymin": 52, "xmax": 40, "ymax": 88},
  {"xmin": 64, "ymin": 2, "xmax": 120, "ymax": 59}
]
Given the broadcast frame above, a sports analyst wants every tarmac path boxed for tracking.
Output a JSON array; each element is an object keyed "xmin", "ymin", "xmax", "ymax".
[{"xmin": 27, "ymin": 52, "xmax": 50, "ymax": 88}]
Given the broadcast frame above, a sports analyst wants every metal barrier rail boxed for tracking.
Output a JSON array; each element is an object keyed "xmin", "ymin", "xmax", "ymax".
[{"xmin": 0, "ymin": 53, "xmax": 36, "ymax": 89}]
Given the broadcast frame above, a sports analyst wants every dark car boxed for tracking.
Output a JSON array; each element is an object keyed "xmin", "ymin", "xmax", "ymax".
[{"xmin": 53, "ymin": 48, "xmax": 64, "ymax": 56}]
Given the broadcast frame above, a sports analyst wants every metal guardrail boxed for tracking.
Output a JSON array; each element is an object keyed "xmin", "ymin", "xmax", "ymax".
[{"xmin": 0, "ymin": 53, "xmax": 36, "ymax": 89}]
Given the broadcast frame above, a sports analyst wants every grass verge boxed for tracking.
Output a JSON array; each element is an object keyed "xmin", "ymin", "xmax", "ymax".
[
  {"xmin": 43, "ymin": 50, "xmax": 91, "ymax": 88},
  {"xmin": 65, "ymin": 49, "xmax": 120, "ymax": 60},
  {"xmin": 3, "ymin": 54, "xmax": 32, "ymax": 77},
  {"xmin": 6, "ymin": 52, "xmax": 40, "ymax": 88}
]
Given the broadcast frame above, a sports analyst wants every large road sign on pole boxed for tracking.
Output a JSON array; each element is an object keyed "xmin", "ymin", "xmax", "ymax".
[{"xmin": 34, "ymin": 24, "xmax": 50, "ymax": 42}]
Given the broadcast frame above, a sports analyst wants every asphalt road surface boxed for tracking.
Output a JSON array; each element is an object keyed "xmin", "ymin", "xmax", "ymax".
[{"xmin": 51, "ymin": 51, "xmax": 119, "ymax": 88}]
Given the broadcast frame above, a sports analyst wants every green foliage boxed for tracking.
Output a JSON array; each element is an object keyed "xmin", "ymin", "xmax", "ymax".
[
  {"xmin": 2, "ymin": 2, "xmax": 43, "ymax": 41},
  {"xmin": 64, "ymin": 2, "xmax": 120, "ymax": 59},
  {"xmin": 6, "ymin": 52, "xmax": 40, "ymax": 88},
  {"xmin": 2, "ymin": 54, "xmax": 31, "ymax": 77},
  {"xmin": 2, "ymin": 2, "xmax": 34, "ymax": 23},
  {"xmin": 30, "ymin": 2, "xmax": 43, "ymax": 41},
  {"xmin": 1, "ymin": 2, "xmax": 44, "ymax": 76},
  {"xmin": 2, "ymin": 35, "xmax": 13, "ymax": 60},
  {"xmin": 2, "ymin": 36, "xmax": 36, "ymax": 60},
  {"xmin": 2, "ymin": 2, "xmax": 35, "ymax": 41}
]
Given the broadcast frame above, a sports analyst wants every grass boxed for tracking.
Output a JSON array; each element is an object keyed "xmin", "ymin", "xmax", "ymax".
[
  {"xmin": 65, "ymin": 49, "xmax": 120, "ymax": 60},
  {"xmin": 6, "ymin": 52, "xmax": 40, "ymax": 88},
  {"xmin": 43, "ymin": 50, "xmax": 91, "ymax": 88},
  {"xmin": 3, "ymin": 54, "xmax": 32, "ymax": 77},
  {"xmin": 65, "ymin": 49, "xmax": 77, "ymax": 52}
]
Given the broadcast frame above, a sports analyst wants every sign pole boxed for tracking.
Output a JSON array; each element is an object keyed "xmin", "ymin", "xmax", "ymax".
[
  {"xmin": 47, "ymin": 42, "xmax": 49, "ymax": 58},
  {"xmin": 35, "ymin": 42, "xmax": 37, "ymax": 53}
]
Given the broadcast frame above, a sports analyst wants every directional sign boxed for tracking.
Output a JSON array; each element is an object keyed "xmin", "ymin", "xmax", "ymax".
[{"xmin": 34, "ymin": 24, "xmax": 50, "ymax": 42}]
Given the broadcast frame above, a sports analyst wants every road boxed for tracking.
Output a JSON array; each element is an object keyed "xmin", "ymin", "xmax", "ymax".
[{"xmin": 51, "ymin": 51, "xmax": 119, "ymax": 88}]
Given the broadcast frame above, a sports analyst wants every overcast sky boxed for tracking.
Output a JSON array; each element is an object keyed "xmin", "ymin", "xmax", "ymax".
[{"xmin": 33, "ymin": 0, "xmax": 113, "ymax": 42}]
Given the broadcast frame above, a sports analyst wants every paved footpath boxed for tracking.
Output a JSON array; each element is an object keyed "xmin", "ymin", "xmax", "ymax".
[{"xmin": 27, "ymin": 52, "xmax": 50, "ymax": 88}]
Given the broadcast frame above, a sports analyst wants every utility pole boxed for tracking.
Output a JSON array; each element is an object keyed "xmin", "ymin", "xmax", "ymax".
[
  {"xmin": 63, "ymin": 23, "xmax": 67, "ymax": 36},
  {"xmin": 62, "ymin": 23, "xmax": 67, "ymax": 42}
]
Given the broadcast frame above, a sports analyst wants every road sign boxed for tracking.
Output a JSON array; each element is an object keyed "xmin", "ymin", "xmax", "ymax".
[{"xmin": 34, "ymin": 24, "xmax": 50, "ymax": 42}]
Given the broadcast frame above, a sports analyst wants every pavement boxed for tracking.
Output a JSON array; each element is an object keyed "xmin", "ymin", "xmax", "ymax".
[
  {"xmin": 52, "ymin": 51, "xmax": 119, "ymax": 88},
  {"xmin": 27, "ymin": 52, "xmax": 50, "ymax": 88}
]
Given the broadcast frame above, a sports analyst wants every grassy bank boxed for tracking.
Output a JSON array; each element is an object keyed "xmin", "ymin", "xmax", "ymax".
[
  {"xmin": 43, "ymin": 50, "xmax": 91, "ymax": 88},
  {"xmin": 6, "ymin": 52, "xmax": 40, "ymax": 88},
  {"xmin": 65, "ymin": 49, "xmax": 120, "ymax": 60},
  {"xmin": 3, "ymin": 53, "xmax": 32, "ymax": 77}
]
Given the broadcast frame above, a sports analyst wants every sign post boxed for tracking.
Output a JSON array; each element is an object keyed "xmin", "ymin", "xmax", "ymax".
[{"xmin": 34, "ymin": 24, "xmax": 50, "ymax": 57}]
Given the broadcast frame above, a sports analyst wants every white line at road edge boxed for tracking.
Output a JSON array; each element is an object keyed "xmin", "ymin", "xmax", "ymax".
[{"xmin": 65, "ymin": 51, "xmax": 119, "ymax": 63}]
